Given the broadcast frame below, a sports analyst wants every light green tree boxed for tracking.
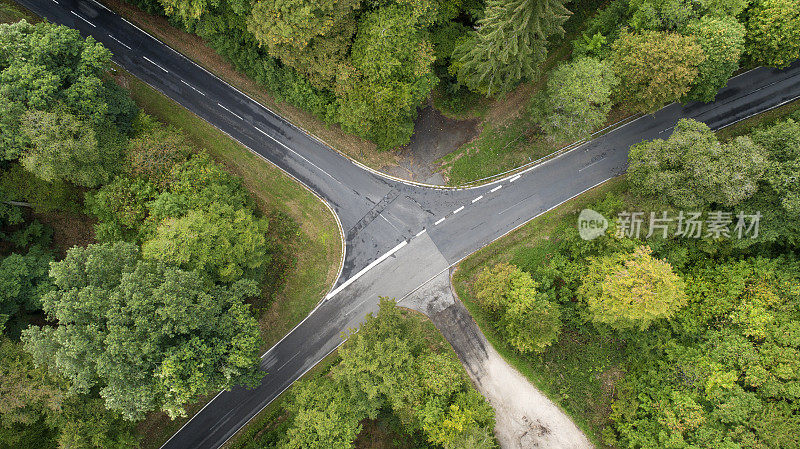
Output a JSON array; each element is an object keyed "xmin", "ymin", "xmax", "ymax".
[
  {"xmin": 745, "ymin": 0, "xmax": 800, "ymax": 68},
  {"xmin": 0, "ymin": 21, "xmax": 136, "ymax": 160},
  {"xmin": 539, "ymin": 57, "xmax": 618, "ymax": 142},
  {"xmin": 20, "ymin": 109, "xmax": 121, "ymax": 187},
  {"xmin": 579, "ymin": 245, "xmax": 688, "ymax": 331},
  {"xmin": 628, "ymin": 118, "xmax": 767, "ymax": 209},
  {"xmin": 142, "ymin": 202, "xmax": 270, "ymax": 283},
  {"xmin": 336, "ymin": 5, "xmax": 437, "ymax": 149},
  {"xmin": 474, "ymin": 263, "xmax": 561, "ymax": 352},
  {"xmin": 453, "ymin": 0, "xmax": 571, "ymax": 96},
  {"xmin": 283, "ymin": 377, "xmax": 371, "ymax": 449},
  {"xmin": 687, "ymin": 16, "xmax": 746, "ymax": 102},
  {"xmin": 611, "ymin": 30, "xmax": 705, "ymax": 113},
  {"xmin": 247, "ymin": 0, "xmax": 360, "ymax": 89},
  {"xmin": 22, "ymin": 242, "xmax": 263, "ymax": 421}
]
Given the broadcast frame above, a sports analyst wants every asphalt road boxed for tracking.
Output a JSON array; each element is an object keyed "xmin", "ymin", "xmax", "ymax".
[{"xmin": 15, "ymin": 0, "xmax": 800, "ymax": 447}]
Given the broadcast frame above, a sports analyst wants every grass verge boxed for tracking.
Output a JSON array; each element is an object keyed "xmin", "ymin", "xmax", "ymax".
[
  {"xmin": 113, "ymin": 70, "xmax": 342, "ymax": 449},
  {"xmin": 0, "ymin": 0, "xmax": 35, "ymax": 22}
]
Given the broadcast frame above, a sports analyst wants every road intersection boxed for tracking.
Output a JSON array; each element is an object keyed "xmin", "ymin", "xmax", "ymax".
[{"xmin": 16, "ymin": 1, "xmax": 800, "ymax": 447}]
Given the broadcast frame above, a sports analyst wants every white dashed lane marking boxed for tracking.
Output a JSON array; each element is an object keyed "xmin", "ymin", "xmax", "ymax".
[
  {"xmin": 108, "ymin": 34, "xmax": 132, "ymax": 50},
  {"xmin": 217, "ymin": 103, "xmax": 243, "ymax": 120},
  {"xmin": 180, "ymin": 79, "xmax": 206, "ymax": 96},
  {"xmin": 453, "ymin": 206, "xmax": 465, "ymax": 214},
  {"xmin": 434, "ymin": 217, "xmax": 446, "ymax": 226},
  {"xmin": 509, "ymin": 175, "xmax": 521, "ymax": 182},
  {"xmin": 490, "ymin": 185, "xmax": 502, "ymax": 193},
  {"xmin": 143, "ymin": 56, "xmax": 168, "ymax": 73},
  {"xmin": 472, "ymin": 195, "xmax": 483, "ymax": 203},
  {"xmin": 70, "ymin": 11, "xmax": 96, "ymax": 27},
  {"xmin": 415, "ymin": 229, "xmax": 426, "ymax": 237}
]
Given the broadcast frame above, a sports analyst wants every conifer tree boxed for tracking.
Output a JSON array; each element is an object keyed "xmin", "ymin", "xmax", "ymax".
[{"xmin": 452, "ymin": 0, "xmax": 570, "ymax": 96}]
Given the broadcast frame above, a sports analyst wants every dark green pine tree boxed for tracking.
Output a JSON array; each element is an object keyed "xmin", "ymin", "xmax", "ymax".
[{"xmin": 453, "ymin": 0, "xmax": 571, "ymax": 97}]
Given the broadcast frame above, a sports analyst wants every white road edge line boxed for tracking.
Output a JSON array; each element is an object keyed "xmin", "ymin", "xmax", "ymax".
[
  {"xmin": 453, "ymin": 206, "xmax": 465, "ymax": 214},
  {"xmin": 325, "ymin": 240, "xmax": 408, "ymax": 300},
  {"xmin": 70, "ymin": 11, "xmax": 96, "ymax": 27},
  {"xmin": 89, "ymin": 0, "xmax": 112, "ymax": 12},
  {"xmin": 509, "ymin": 175, "xmax": 521, "ymax": 182},
  {"xmin": 180, "ymin": 79, "xmax": 206, "ymax": 96},
  {"xmin": 415, "ymin": 229, "xmax": 426, "ymax": 237},
  {"xmin": 490, "ymin": 185, "xmax": 502, "ymax": 193},
  {"xmin": 434, "ymin": 217, "xmax": 446, "ymax": 226},
  {"xmin": 107, "ymin": 34, "xmax": 132, "ymax": 50},
  {"xmin": 217, "ymin": 103, "xmax": 243, "ymax": 121},
  {"xmin": 142, "ymin": 56, "xmax": 168, "ymax": 73},
  {"xmin": 472, "ymin": 195, "xmax": 483, "ymax": 203}
]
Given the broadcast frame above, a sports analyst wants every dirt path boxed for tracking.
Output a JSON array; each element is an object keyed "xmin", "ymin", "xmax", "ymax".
[
  {"xmin": 400, "ymin": 270, "xmax": 593, "ymax": 449},
  {"xmin": 382, "ymin": 101, "xmax": 479, "ymax": 184}
]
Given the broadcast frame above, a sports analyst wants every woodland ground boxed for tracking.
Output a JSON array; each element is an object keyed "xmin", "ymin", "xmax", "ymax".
[
  {"xmin": 450, "ymin": 96, "xmax": 800, "ymax": 447},
  {"xmin": 1, "ymin": 2, "xmax": 342, "ymax": 447}
]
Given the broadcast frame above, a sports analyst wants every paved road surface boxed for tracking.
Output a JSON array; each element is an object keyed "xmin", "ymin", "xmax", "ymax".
[{"xmin": 15, "ymin": 1, "xmax": 800, "ymax": 447}]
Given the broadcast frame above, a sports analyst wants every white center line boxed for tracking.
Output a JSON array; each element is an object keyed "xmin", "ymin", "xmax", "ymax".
[
  {"xmin": 434, "ymin": 217, "xmax": 446, "ymax": 226},
  {"xmin": 490, "ymin": 185, "xmax": 502, "ymax": 193},
  {"xmin": 107, "ymin": 34, "xmax": 132, "ymax": 50},
  {"xmin": 142, "ymin": 56, "xmax": 168, "ymax": 73},
  {"xmin": 217, "ymin": 103, "xmax": 243, "ymax": 121},
  {"xmin": 471, "ymin": 195, "xmax": 483, "ymax": 203},
  {"xmin": 52, "ymin": 0, "xmax": 59, "ymax": 4},
  {"xmin": 254, "ymin": 126, "xmax": 341, "ymax": 184},
  {"xmin": 578, "ymin": 156, "xmax": 606, "ymax": 172},
  {"xmin": 70, "ymin": 11, "xmax": 96, "ymax": 27},
  {"xmin": 180, "ymin": 79, "xmax": 206, "ymax": 96},
  {"xmin": 453, "ymin": 206, "xmax": 465, "ymax": 214},
  {"xmin": 509, "ymin": 175, "xmax": 521, "ymax": 182},
  {"xmin": 415, "ymin": 229, "xmax": 426, "ymax": 237}
]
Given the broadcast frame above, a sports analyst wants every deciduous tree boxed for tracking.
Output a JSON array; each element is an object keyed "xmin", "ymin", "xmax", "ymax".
[
  {"xmin": 20, "ymin": 110, "xmax": 121, "ymax": 188},
  {"xmin": 336, "ymin": 5, "xmax": 437, "ymax": 149},
  {"xmin": 579, "ymin": 245, "xmax": 688, "ymax": 330},
  {"xmin": 745, "ymin": 0, "xmax": 800, "ymax": 68},
  {"xmin": 474, "ymin": 263, "xmax": 560, "ymax": 352},
  {"xmin": 611, "ymin": 30, "xmax": 705, "ymax": 113},
  {"xmin": 22, "ymin": 242, "xmax": 263, "ymax": 421},
  {"xmin": 628, "ymin": 118, "xmax": 767, "ymax": 209},
  {"xmin": 142, "ymin": 202, "xmax": 270, "ymax": 283},
  {"xmin": 687, "ymin": 16, "xmax": 746, "ymax": 102},
  {"xmin": 539, "ymin": 57, "xmax": 618, "ymax": 142}
]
